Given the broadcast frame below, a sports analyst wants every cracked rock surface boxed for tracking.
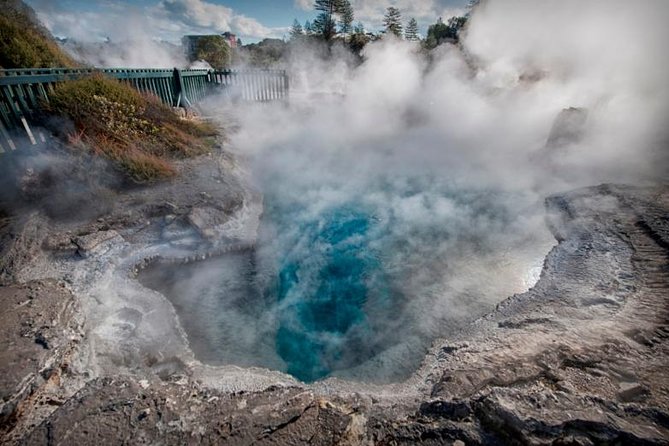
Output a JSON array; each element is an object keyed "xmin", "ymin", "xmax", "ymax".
[{"xmin": 0, "ymin": 141, "xmax": 667, "ymax": 446}]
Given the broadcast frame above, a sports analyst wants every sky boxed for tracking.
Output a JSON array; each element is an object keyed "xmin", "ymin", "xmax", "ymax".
[{"xmin": 25, "ymin": 0, "xmax": 469, "ymax": 43}]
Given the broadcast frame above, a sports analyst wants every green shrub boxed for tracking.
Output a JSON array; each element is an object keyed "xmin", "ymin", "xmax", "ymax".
[{"xmin": 47, "ymin": 75, "xmax": 218, "ymax": 182}]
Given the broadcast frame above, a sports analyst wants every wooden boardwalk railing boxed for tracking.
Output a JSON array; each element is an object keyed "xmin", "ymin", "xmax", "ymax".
[{"xmin": 0, "ymin": 67, "xmax": 289, "ymax": 153}]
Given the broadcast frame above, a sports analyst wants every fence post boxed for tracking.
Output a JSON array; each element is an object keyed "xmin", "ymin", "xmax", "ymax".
[
  {"xmin": 172, "ymin": 68, "xmax": 192, "ymax": 108},
  {"xmin": 283, "ymin": 72, "xmax": 290, "ymax": 100},
  {"xmin": 172, "ymin": 68, "xmax": 181, "ymax": 107}
]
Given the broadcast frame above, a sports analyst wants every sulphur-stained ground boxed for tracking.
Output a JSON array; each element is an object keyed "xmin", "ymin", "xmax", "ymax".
[{"xmin": 0, "ymin": 135, "xmax": 667, "ymax": 446}]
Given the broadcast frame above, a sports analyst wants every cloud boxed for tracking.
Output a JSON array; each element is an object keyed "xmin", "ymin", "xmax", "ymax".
[
  {"xmin": 348, "ymin": 0, "xmax": 465, "ymax": 29},
  {"xmin": 157, "ymin": 0, "xmax": 279, "ymax": 39},
  {"xmin": 31, "ymin": 0, "xmax": 286, "ymax": 43},
  {"xmin": 294, "ymin": 0, "xmax": 313, "ymax": 11}
]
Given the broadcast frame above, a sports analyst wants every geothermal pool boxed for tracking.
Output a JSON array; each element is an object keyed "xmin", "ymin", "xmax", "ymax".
[{"xmin": 139, "ymin": 189, "xmax": 552, "ymax": 383}]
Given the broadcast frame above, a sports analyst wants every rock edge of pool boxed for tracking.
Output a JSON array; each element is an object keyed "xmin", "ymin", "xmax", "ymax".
[{"xmin": 0, "ymin": 143, "xmax": 667, "ymax": 445}]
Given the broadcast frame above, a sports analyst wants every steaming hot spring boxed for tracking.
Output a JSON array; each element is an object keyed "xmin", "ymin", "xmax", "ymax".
[
  {"xmin": 136, "ymin": 0, "xmax": 665, "ymax": 383},
  {"xmin": 139, "ymin": 169, "xmax": 553, "ymax": 383}
]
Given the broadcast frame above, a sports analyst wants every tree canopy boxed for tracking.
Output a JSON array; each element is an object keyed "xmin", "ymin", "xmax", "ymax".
[
  {"xmin": 424, "ymin": 16, "xmax": 467, "ymax": 49},
  {"xmin": 290, "ymin": 19, "xmax": 304, "ymax": 41},
  {"xmin": 312, "ymin": 0, "xmax": 354, "ymax": 40},
  {"xmin": 194, "ymin": 35, "xmax": 230, "ymax": 70},
  {"xmin": 405, "ymin": 18, "xmax": 419, "ymax": 41},
  {"xmin": 338, "ymin": 1, "xmax": 354, "ymax": 34},
  {"xmin": 383, "ymin": 7, "xmax": 403, "ymax": 38}
]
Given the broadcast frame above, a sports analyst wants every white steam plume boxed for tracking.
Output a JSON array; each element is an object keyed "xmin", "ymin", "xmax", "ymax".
[{"xmin": 162, "ymin": 0, "xmax": 668, "ymax": 383}]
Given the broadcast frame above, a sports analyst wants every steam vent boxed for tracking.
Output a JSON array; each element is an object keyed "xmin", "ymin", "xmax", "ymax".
[{"xmin": 1, "ymin": 0, "xmax": 668, "ymax": 445}]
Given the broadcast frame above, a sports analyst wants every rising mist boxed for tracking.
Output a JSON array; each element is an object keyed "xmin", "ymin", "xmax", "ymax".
[{"xmin": 140, "ymin": 0, "xmax": 669, "ymax": 383}]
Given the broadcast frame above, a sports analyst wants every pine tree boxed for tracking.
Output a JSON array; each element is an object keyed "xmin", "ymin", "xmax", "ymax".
[
  {"xmin": 383, "ymin": 7, "xmax": 403, "ymax": 38},
  {"xmin": 313, "ymin": 0, "xmax": 339, "ymax": 40},
  {"xmin": 304, "ymin": 20, "xmax": 313, "ymax": 35},
  {"xmin": 405, "ymin": 17, "xmax": 419, "ymax": 41},
  {"xmin": 314, "ymin": 0, "xmax": 337, "ymax": 14},
  {"xmin": 312, "ymin": 12, "xmax": 336, "ymax": 40},
  {"xmin": 290, "ymin": 19, "xmax": 304, "ymax": 41},
  {"xmin": 312, "ymin": 0, "xmax": 354, "ymax": 40},
  {"xmin": 338, "ymin": 0, "xmax": 354, "ymax": 34}
]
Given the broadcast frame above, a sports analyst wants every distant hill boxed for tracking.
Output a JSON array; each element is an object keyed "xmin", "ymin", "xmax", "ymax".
[{"xmin": 0, "ymin": 0, "xmax": 76, "ymax": 68}]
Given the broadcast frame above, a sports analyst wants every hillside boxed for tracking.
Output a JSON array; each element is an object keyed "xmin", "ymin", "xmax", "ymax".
[
  {"xmin": 0, "ymin": 0, "xmax": 218, "ymax": 183},
  {"xmin": 0, "ymin": 0, "xmax": 76, "ymax": 68}
]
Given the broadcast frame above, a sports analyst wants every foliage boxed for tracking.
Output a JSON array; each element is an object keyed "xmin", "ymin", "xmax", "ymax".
[
  {"xmin": 47, "ymin": 75, "xmax": 217, "ymax": 182},
  {"xmin": 448, "ymin": 16, "xmax": 468, "ymax": 33},
  {"xmin": 424, "ymin": 16, "xmax": 468, "ymax": 49},
  {"xmin": 237, "ymin": 38, "xmax": 288, "ymax": 68},
  {"xmin": 338, "ymin": 0, "xmax": 354, "ymax": 34},
  {"xmin": 0, "ymin": 0, "xmax": 76, "ymax": 68},
  {"xmin": 194, "ymin": 35, "xmax": 230, "ymax": 70},
  {"xmin": 348, "ymin": 30, "xmax": 371, "ymax": 54},
  {"xmin": 383, "ymin": 7, "xmax": 403, "ymax": 38},
  {"xmin": 314, "ymin": 0, "xmax": 338, "ymax": 13},
  {"xmin": 405, "ymin": 18, "xmax": 419, "ymax": 41},
  {"xmin": 312, "ymin": 0, "xmax": 352, "ymax": 41},
  {"xmin": 312, "ymin": 11, "xmax": 337, "ymax": 41},
  {"xmin": 290, "ymin": 19, "xmax": 304, "ymax": 41}
]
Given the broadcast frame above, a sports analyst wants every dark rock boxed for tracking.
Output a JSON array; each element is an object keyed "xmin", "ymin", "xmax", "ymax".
[
  {"xmin": 72, "ymin": 230, "xmax": 122, "ymax": 258},
  {"xmin": 420, "ymin": 399, "xmax": 472, "ymax": 421},
  {"xmin": 546, "ymin": 107, "xmax": 588, "ymax": 149}
]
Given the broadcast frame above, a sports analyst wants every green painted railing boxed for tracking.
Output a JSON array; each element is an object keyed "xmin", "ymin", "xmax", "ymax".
[
  {"xmin": 0, "ymin": 67, "xmax": 288, "ymax": 153},
  {"xmin": 210, "ymin": 69, "xmax": 289, "ymax": 102}
]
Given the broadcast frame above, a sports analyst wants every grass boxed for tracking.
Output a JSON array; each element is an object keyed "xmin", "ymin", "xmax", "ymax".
[
  {"xmin": 47, "ymin": 75, "xmax": 218, "ymax": 182},
  {"xmin": 0, "ymin": 0, "xmax": 77, "ymax": 68},
  {"xmin": 0, "ymin": 0, "xmax": 217, "ymax": 182}
]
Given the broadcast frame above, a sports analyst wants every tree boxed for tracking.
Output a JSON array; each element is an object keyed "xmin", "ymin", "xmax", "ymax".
[
  {"xmin": 194, "ymin": 35, "xmax": 230, "ymax": 69},
  {"xmin": 405, "ymin": 17, "xmax": 419, "ymax": 41},
  {"xmin": 312, "ymin": 12, "xmax": 337, "ymax": 40},
  {"xmin": 290, "ymin": 19, "xmax": 304, "ymax": 41},
  {"xmin": 383, "ymin": 7, "xmax": 403, "ymax": 38},
  {"xmin": 314, "ymin": 0, "xmax": 338, "ymax": 14},
  {"xmin": 338, "ymin": 0, "xmax": 354, "ymax": 34},
  {"xmin": 312, "ymin": 0, "xmax": 354, "ymax": 40},
  {"xmin": 424, "ymin": 15, "xmax": 467, "ymax": 49},
  {"xmin": 304, "ymin": 20, "xmax": 313, "ymax": 35},
  {"xmin": 425, "ymin": 17, "xmax": 467, "ymax": 49},
  {"xmin": 353, "ymin": 21, "xmax": 364, "ymax": 35},
  {"xmin": 313, "ymin": 0, "xmax": 338, "ymax": 40},
  {"xmin": 447, "ymin": 16, "xmax": 467, "ymax": 34}
]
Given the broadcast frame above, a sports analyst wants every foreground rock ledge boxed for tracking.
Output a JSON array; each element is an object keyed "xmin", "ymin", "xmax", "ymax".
[{"xmin": 1, "ymin": 184, "xmax": 668, "ymax": 445}]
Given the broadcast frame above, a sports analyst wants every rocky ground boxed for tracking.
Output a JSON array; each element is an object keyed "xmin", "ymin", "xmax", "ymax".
[{"xmin": 0, "ymin": 135, "xmax": 667, "ymax": 444}]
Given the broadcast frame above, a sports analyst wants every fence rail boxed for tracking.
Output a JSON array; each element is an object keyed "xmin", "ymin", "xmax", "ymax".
[
  {"xmin": 0, "ymin": 67, "xmax": 289, "ymax": 153},
  {"xmin": 211, "ymin": 69, "xmax": 289, "ymax": 102}
]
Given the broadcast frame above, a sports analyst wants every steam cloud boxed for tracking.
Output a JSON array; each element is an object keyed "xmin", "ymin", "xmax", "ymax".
[{"xmin": 144, "ymin": 0, "xmax": 668, "ymax": 383}]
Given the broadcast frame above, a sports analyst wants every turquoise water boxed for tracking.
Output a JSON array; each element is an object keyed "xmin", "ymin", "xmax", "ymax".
[
  {"xmin": 252, "ymin": 184, "xmax": 522, "ymax": 382},
  {"xmin": 139, "ymin": 176, "xmax": 547, "ymax": 384},
  {"xmin": 268, "ymin": 208, "xmax": 395, "ymax": 382}
]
